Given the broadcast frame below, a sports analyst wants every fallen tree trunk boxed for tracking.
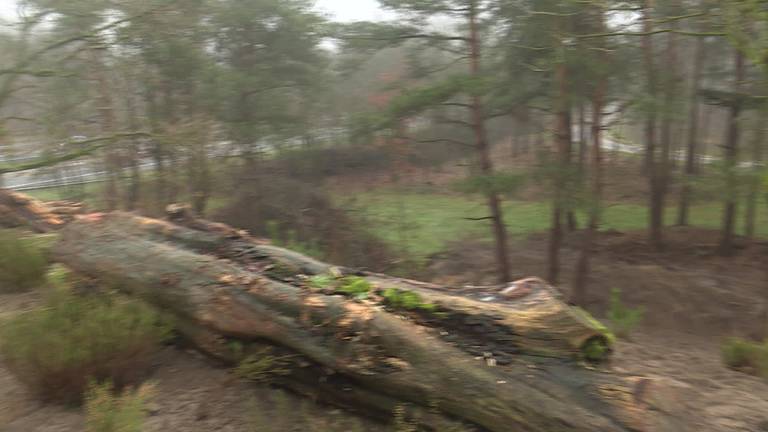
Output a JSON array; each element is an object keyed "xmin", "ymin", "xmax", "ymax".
[
  {"xmin": 0, "ymin": 189, "xmax": 68, "ymax": 232},
  {"xmin": 54, "ymin": 212, "xmax": 689, "ymax": 432}
]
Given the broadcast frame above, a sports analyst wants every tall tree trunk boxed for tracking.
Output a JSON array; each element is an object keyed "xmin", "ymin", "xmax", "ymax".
[
  {"xmin": 653, "ymin": 25, "xmax": 677, "ymax": 248},
  {"xmin": 678, "ymin": 37, "xmax": 706, "ymax": 226},
  {"xmin": 572, "ymin": 7, "xmax": 606, "ymax": 307},
  {"xmin": 745, "ymin": 118, "xmax": 765, "ymax": 239},
  {"xmin": 718, "ymin": 49, "xmax": 744, "ymax": 256},
  {"xmin": 124, "ymin": 81, "xmax": 142, "ymax": 211},
  {"xmin": 468, "ymin": 1, "xmax": 511, "ymax": 284},
  {"xmin": 549, "ymin": 53, "xmax": 569, "ymax": 284},
  {"xmin": 578, "ymin": 103, "xmax": 587, "ymax": 168},
  {"xmin": 643, "ymin": 1, "xmax": 663, "ymax": 250},
  {"xmin": 144, "ymin": 76, "xmax": 167, "ymax": 213},
  {"xmin": 90, "ymin": 46, "xmax": 119, "ymax": 211},
  {"xmin": 566, "ymin": 108, "xmax": 578, "ymax": 232}
]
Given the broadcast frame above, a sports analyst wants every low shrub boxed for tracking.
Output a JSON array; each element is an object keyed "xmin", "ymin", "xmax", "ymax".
[
  {"xmin": 722, "ymin": 337, "xmax": 768, "ymax": 377},
  {"xmin": 234, "ymin": 347, "xmax": 294, "ymax": 384},
  {"xmin": 84, "ymin": 381, "xmax": 154, "ymax": 432},
  {"xmin": 0, "ymin": 229, "xmax": 48, "ymax": 293},
  {"xmin": 0, "ymin": 291, "xmax": 172, "ymax": 403},
  {"xmin": 606, "ymin": 288, "xmax": 644, "ymax": 339}
]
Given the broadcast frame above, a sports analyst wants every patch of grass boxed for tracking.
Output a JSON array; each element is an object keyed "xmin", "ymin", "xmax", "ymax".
[
  {"xmin": 722, "ymin": 337, "xmax": 768, "ymax": 377},
  {"xmin": 84, "ymin": 381, "xmax": 154, "ymax": 432},
  {"xmin": 606, "ymin": 288, "xmax": 644, "ymax": 339},
  {"xmin": 0, "ymin": 291, "xmax": 173, "ymax": 403},
  {"xmin": 0, "ymin": 229, "xmax": 48, "ymax": 293},
  {"xmin": 343, "ymin": 190, "xmax": 768, "ymax": 258}
]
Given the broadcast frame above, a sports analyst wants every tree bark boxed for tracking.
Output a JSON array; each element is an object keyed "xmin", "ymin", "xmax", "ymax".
[
  {"xmin": 89, "ymin": 45, "xmax": 120, "ymax": 212},
  {"xmin": 655, "ymin": 27, "xmax": 677, "ymax": 241},
  {"xmin": 718, "ymin": 49, "xmax": 744, "ymax": 256},
  {"xmin": 468, "ymin": 1, "xmax": 511, "ymax": 284},
  {"xmin": 678, "ymin": 36, "xmax": 706, "ymax": 226},
  {"xmin": 572, "ymin": 6, "xmax": 606, "ymax": 307},
  {"xmin": 548, "ymin": 46, "xmax": 569, "ymax": 284},
  {"xmin": 643, "ymin": 0, "xmax": 663, "ymax": 251},
  {"xmin": 53, "ymin": 211, "xmax": 690, "ymax": 432},
  {"xmin": 744, "ymin": 115, "xmax": 764, "ymax": 239}
]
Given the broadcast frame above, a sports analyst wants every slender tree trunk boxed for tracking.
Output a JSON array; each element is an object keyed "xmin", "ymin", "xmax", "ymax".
[
  {"xmin": 548, "ymin": 54, "xmax": 569, "ymax": 284},
  {"xmin": 90, "ymin": 46, "xmax": 119, "ymax": 211},
  {"xmin": 565, "ymin": 109, "xmax": 578, "ymax": 232},
  {"xmin": 572, "ymin": 6, "xmax": 606, "ymax": 307},
  {"xmin": 745, "ymin": 119, "xmax": 765, "ymax": 239},
  {"xmin": 468, "ymin": 1, "xmax": 511, "ymax": 284},
  {"xmin": 578, "ymin": 103, "xmax": 587, "ymax": 168},
  {"xmin": 653, "ymin": 26, "xmax": 677, "ymax": 248},
  {"xmin": 643, "ymin": 1, "xmax": 663, "ymax": 251},
  {"xmin": 124, "ymin": 82, "xmax": 141, "ymax": 211},
  {"xmin": 678, "ymin": 37, "xmax": 706, "ymax": 226},
  {"xmin": 718, "ymin": 49, "xmax": 744, "ymax": 256}
]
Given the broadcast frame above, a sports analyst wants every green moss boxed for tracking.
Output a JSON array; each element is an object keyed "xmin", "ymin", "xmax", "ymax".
[
  {"xmin": 308, "ymin": 274, "xmax": 335, "ymax": 290},
  {"xmin": 337, "ymin": 276, "xmax": 372, "ymax": 299},
  {"xmin": 571, "ymin": 307, "xmax": 616, "ymax": 345},
  {"xmin": 382, "ymin": 288, "xmax": 438, "ymax": 313},
  {"xmin": 581, "ymin": 337, "xmax": 610, "ymax": 362}
]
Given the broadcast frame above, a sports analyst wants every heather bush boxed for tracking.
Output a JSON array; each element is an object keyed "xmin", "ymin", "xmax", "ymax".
[
  {"xmin": 0, "ymin": 229, "xmax": 48, "ymax": 293},
  {"xmin": 0, "ymin": 291, "xmax": 172, "ymax": 403}
]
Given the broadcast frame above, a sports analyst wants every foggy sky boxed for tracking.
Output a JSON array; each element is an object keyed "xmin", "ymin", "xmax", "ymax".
[{"xmin": 0, "ymin": 0, "xmax": 387, "ymax": 22}]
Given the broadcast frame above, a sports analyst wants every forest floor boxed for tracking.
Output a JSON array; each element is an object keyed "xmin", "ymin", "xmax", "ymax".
[{"xmin": 2, "ymin": 228, "xmax": 768, "ymax": 431}]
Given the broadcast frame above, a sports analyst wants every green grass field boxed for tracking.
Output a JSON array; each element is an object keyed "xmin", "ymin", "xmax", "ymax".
[
  {"xmin": 345, "ymin": 189, "xmax": 767, "ymax": 257},
  {"xmin": 25, "ymin": 182, "xmax": 765, "ymax": 260}
]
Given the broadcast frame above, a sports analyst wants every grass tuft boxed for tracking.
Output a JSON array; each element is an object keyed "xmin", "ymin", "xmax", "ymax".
[{"xmin": 84, "ymin": 380, "xmax": 154, "ymax": 432}]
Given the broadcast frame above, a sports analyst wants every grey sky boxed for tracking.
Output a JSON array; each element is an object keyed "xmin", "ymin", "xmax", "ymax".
[
  {"xmin": 314, "ymin": 0, "xmax": 388, "ymax": 22},
  {"xmin": 0, "ymin": 0, "xmax": 387, "ymax": 22},
  {"xmin": 0, "ymin": 0, "xmax": 16, "ymax": 20}
]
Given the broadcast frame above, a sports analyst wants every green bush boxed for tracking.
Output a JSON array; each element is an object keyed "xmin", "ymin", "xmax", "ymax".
[
  {"xmin": 0, "ymin": 229, "xmax": 48, "ymax": 293},
  {"xmin": 0, "ymin": 291, "xmax": 172, "ymax": 403},
  {"xmin": 606, "ymin": 288, "xmax": 644, "ymax": 339},
  {"xmin": 722, "ymin": 337, "xmax": 768, "ymax": 377},
  {"xmin": 84, "ymin": 381, "xmax": 154, "ymax": 432}
]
